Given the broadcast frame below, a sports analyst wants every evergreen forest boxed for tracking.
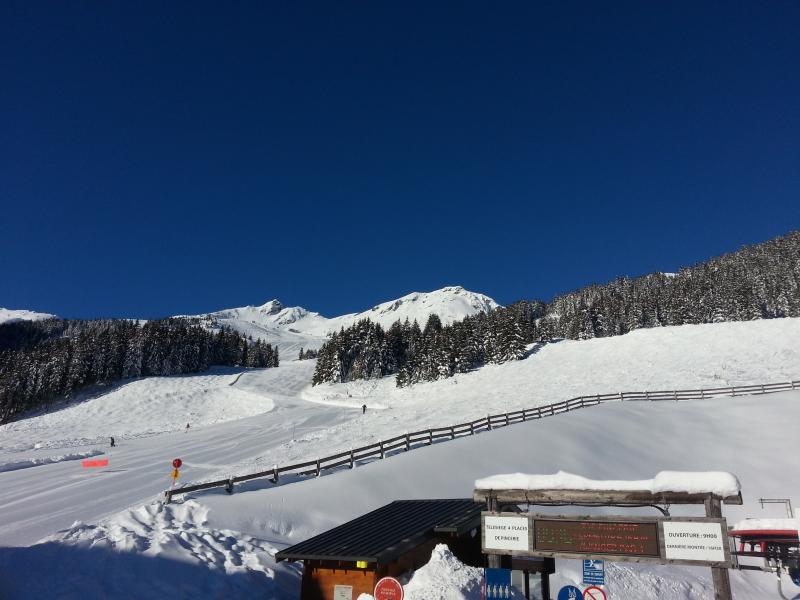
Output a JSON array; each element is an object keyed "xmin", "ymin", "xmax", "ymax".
[{"xmin": 313, "ymin": 231, "xmax": 800, "ymax": 387}]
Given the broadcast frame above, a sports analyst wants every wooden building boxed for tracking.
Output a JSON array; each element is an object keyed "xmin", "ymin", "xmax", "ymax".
[{"xmin": 275, "ymin": 499, "xmax": 484, "ymax": 600}]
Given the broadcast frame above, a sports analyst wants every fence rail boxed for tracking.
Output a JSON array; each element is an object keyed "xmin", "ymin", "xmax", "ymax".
[{"xmin": 164, "ymin": 378, "xmax": 799, "ymax": 503}]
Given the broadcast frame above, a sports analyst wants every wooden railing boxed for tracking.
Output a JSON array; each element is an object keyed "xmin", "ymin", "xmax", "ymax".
[{"xmin": 164, "ymin": 378, "xmax": 799, "ymax": 503}]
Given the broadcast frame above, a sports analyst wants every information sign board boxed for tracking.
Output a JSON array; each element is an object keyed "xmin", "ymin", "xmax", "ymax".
[
  {"xmin": 582, "ymin": 559, "xmax": 605, "ymax": 585},
  {"xmin": 662, "ymin": 520, "xmax": 727, "ymax": 563},
  {"xmin": 333, "ymin": 584, "xmax": 353, "ymax": 600},
  {"xmin": 484, "ymin": 568, "xmax": 512, "ymax": 599},
  {"xmin": 482, "ymin": 514, "xmax": 530, "ymax": 553},
  {"xmin": 535, "ymin": 518, "xmax": 660, "ymax": 557}
]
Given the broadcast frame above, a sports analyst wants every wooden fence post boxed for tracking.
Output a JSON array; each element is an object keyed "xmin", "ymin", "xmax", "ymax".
[
  {"xmin": 225, "ymin": 477, "xmax": 234, "ymax": 494},
  {"xmin": 505, "ymin": 412, "xmax": 510, "ymax": 425},
  {"xmin": 705, "ymin": 496, "xmax": 733, "ymax": 600},
  {"xmin": 470, "ymin": 422, "xmax": 475, "ymax": 435},
  {"xmin": 379, "ymin": 441, "xmax": 384, "ymax": 459},
  {"xmin": 271, "ymin": 464, "xmax": 278, "ymax": 484},
  {"xmin": 428, "ymin": 430, "xmax": 433, "ymax": 445},
  {"xmin": 316, "ymin": 457, "xmax": 321, "ymax": 477},
  {"xmin": 405, "ymin": 432, "xmax": 410, "ymax": 451},
  {"xmin": 349, "ymin": 448, "xmax": 354, "ymax": 469},
  {"xmin": 450, "ymin": 426, "xmax": 455, "ymax": 440},
  {"xmin": 487, "ymin": 414, "xmax": 492, "ymax": 430}
]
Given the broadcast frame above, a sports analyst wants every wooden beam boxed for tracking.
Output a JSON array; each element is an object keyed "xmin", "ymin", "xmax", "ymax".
[{"xmin": 473, "ymin": 488, "xmax": 742, "ymax": 506}]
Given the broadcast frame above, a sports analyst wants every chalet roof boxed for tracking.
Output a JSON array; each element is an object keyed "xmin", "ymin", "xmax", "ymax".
[{"xmin": 274, "ymin": 499, "xmax": 482, "ymax": 565}]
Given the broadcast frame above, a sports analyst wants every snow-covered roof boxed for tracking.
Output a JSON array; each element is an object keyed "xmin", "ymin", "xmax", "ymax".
[
  {"xmin": 731, "ymin": 518, "xmax": 800, "ymax": 532},
  {"xmin": 474, "ymin": 470, "xmax": 741, "ymax": 498}
]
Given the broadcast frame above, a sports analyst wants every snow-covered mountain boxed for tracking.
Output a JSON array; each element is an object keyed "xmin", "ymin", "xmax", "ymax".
[
  {"xmin": 186, "ymin": 286, "xmax": 500, "ymax": 354},
  {"xmin": 0, "ymin": 308, "xmax": 56, "ymax": 325}
]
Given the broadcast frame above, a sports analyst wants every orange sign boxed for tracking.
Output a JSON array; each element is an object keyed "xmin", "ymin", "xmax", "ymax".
[{"xmin": 171, "ymin": 469, "xmax": 180, "ymax": 479}]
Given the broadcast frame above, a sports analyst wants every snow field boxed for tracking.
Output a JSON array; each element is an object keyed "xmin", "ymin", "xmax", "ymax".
[{"xmin": 1, "ymin": 317, "xmax": 799, "ymax": 597}]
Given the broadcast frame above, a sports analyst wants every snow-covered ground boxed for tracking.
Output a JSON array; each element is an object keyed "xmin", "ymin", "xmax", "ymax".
[{"xmin": 1, "ymin": 318, "xmax": 799, "ymax": 598}]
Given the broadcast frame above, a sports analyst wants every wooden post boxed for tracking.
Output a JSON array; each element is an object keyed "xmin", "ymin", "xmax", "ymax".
[
  {"xmin": 505, "ymin": 412, "xmax": 509, "ymax": 425},
  {"xmin": 487, "ymin": 415, "xmax": 492, "ymax": 430},
  {"xmin": 523, "ymin": 569, "xmax": 530, "ymax": 599},
  {"xmin": 487, "ymin": 495, "xmax": 501, "ymax": 569},
  {"xmin": 405, "ymin": 432, "xmax": 410, "ymax": 451},
  {"xmin": 225, "ymin": 477, "xmax": 234, "ymax": 494},
  {"xmin": 705, "ymin": 496, "xmax": 733, "ymax": 600},
  {"xmin": 450, "ymin": 426, "xmax": 455, "ymax": 440},
  {"xmin": 541, "ymin": 570, "xmax": 551, "ymax": 600},
  {"xmin": 315, "ymin": 457, "xmax": 321, "ymax": 477},
  {"xmin": 349, "ymin": 448, "xmax": 354, "ymax": 469},
  {"xmin": 470, "ymin": 422, "xmax": 475, "ymax": 435},
  {"xmin": 271, "ymin": 464, "xmax": 278, "ymax": 483},
  {"xmin": 379, "ymin": 441, "xmax": 384, "ymax": 459},
  {"xmin": 428, "ymin": 429, "xmax": 433, "ymax": 445}
]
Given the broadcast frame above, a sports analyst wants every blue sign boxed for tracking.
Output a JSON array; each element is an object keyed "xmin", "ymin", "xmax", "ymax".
[
  {"xmin": 558, "ymin": 586, "xmax": 583, "ymax": 600},
  {"xmin": 484, "ymin": 568, "xmax": 512, "ymax": 599},
  {"xmin": 583, "ymin": 559, "xmax": 605, "ymax": 585}
]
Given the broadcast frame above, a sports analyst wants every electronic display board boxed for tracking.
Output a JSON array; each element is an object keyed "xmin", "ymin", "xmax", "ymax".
[{"xmin": 534, "ymin": 518, "xmax": 660, "ymax": 557}]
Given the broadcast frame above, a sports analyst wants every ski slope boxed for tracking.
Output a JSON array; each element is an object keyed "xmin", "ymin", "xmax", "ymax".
[{"xmin": 0, "ymin": 318, "xmax": 799, "ymax": 598}]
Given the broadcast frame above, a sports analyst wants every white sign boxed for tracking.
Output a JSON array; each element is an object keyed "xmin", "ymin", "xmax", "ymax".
[
  {"xmin": 483, "ymin": 515, "xmax": 530, "ymax": 552},
  {"xmin": 333, "ymin": 584, "xmax": 353, "ymax": 600},
  {"xmin": 662, "ymin": 521, "xmax": 726, "ymax": 563}
]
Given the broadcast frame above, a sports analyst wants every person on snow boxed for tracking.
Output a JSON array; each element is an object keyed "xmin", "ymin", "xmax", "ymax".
[
  {"xmin": 110, "ymin": 436, "xmax": 115, "ymax": 447},
  {"xmin": 362, "ymin": 404, "xmax": 367, "ymax": 414}
]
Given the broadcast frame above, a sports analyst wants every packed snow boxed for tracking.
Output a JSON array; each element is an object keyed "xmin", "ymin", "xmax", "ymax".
[
  {"xmin": 0, "ymin": 317, "xmax": 799, "ymax": 598},
  {"xmin": 0, "ymin": 307, "xmax": 56, "ymax": 324},
  {"xmin": 475, "ymin": 471, "xmax": 741, "ymax": 497}
]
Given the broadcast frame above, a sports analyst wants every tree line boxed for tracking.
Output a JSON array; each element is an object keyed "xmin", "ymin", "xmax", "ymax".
[
  {"xmin": 0, "ymin": 318, "xmax": 278, "ymax": 423},
  {"xmin": 313, "ymin": 230, "xmax": 800, "ymax": 387},
  {"xmin": 312, "ymin": 301, "xmax": 545, "ymax": 387}
]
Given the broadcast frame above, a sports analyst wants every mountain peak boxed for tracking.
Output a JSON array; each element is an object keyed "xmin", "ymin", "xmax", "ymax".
[{"xmin": 256, "ymin": 300, "xmax": 284, "ymax": 315}]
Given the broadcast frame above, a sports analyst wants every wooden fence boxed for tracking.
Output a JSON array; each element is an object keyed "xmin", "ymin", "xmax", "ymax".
[{"xmin": 164, "ymin": 378, "xmax": 799, "ymax": 503}]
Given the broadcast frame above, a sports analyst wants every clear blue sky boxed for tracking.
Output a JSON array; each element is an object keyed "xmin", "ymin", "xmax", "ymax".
[{"xmin": 1, "ymin": 1, "xmax": 798, "ymax": 319}]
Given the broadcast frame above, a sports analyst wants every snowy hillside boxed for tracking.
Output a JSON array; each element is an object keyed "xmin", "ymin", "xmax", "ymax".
[
  {"xmin": 185, "ymin": 286, "xmax": 499, "ymax": 354},
  {"xmin": 1, "ymin": 317, "xmax": 799, "ymax": 598},
  {"xmin": 0, "ymin": 308, "xmax": 56, "ymax": 325}
]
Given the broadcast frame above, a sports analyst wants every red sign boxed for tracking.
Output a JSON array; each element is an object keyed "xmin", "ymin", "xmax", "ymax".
[
  {"xmin": 172, "ymin": 458, "xmax": 182, "ymax": 469},
  {"xmin": 374, "ymin": 576, "xmax": 403, "ymax": 600},
  {"xmin": 584, "ymin": 586, "xmax": 607, "ymax": 600},
  {"xmin": 82, "ymin": 458, "xmax": 109, "ymax": 468}
]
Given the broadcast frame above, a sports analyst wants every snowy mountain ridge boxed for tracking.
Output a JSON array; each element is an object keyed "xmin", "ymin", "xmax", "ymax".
[
  {"xmin": 188, "ymin": 286, "xmax": 500, "ymax": 353},
  {"xmin": 0, "ymin": 308, "xmax": 56, "ymax": 325}
]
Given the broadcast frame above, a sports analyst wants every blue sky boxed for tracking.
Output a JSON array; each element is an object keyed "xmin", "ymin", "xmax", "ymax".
[{"xmin": 1, "ymin": 1, "xmax": 798, "ymax": 319}]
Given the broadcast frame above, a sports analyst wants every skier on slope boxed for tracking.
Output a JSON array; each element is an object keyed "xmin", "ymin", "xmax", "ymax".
[{"xmin": 362, "ymin": 404, "xmax": 367, "ymax": 415}]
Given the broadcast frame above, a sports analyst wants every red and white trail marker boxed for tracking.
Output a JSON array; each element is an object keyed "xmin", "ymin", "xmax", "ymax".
[{"xmin": 82, "ymin": 458, "xmax": 109, "ymax": 468}]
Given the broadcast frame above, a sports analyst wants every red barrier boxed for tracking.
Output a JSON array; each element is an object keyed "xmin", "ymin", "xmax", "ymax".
[{"xmin": 82, "ymin": 458, "xmax": 109, "ymax": 468}]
